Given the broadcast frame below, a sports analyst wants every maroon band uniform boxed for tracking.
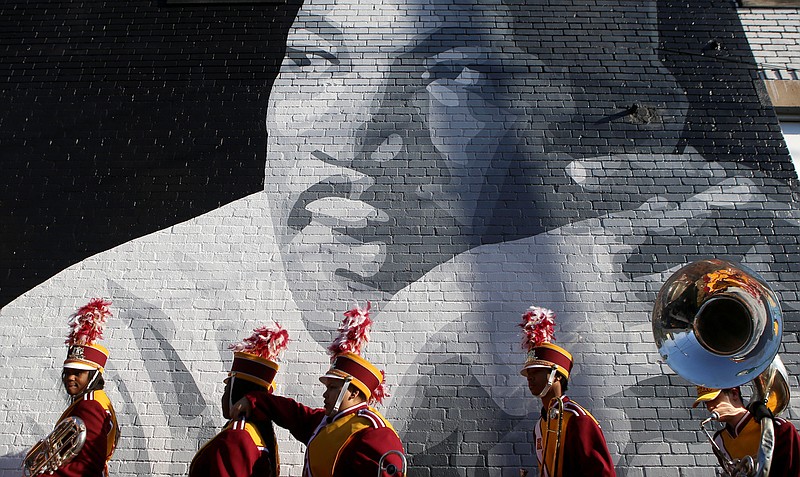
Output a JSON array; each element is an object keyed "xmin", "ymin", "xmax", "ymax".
[
  {"xmin": 189, "ymin": 324, "xmax": 288, "ymax": 477},
  {"xmin": 534, "ymin": 396, "xmax": 615, "ymax": 477},
  {"xmin": 710, "ymin": 410, "xmax": 800, "ymax": 477},
  {"xmin": 246, "ymin": 303, "xmax": 405, "ymax": 477},
  {"xmin": 52, "ymin": 390, "xmax": 119, "ymax": 477},
  {"xmin": 245, "ymin": 391, "xmax": 404, "ymax": 477},
  {"xmin": 53, "ymin": 299, "xmax": 119, "ymax": 477},
  {"xmin": 519, "ymin": 306, "xmax": 616, "ymax": 477},
  {"xmin": 189, "ymin": 417, "xmax": 278, "ymax": 477}
]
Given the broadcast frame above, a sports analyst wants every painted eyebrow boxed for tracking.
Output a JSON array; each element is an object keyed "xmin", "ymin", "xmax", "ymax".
[
  {"xmin": 285, "ymin": 46, "xmax": 340, "ymax": 67},
  {"xmin": 291, "ymin": 12, "xmax": 344, "ymax": 44}
]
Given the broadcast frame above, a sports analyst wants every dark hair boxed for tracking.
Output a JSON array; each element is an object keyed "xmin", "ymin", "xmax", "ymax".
[
  {"xmin": 348, "ymin": 383, "xmax": 366, "ymax": 401},
  {"xmin": 722, "ymin": 387, "xmax": 743, "ymax": 403},
  {"xmin": 559, "ymin": 374, "xmax": 569, "ymax": 393},
  {"xmin": 230, "ymin": 377, "xmax": 269, "ymax": 404},
  {"xmin": 88, "ymin": 371, "xmax": 105, "ymax": 391}
]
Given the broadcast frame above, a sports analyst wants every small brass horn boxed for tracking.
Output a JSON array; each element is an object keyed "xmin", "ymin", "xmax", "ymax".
[{"xmin": 22, "ymin": 416, "xmax": 87, "ymax": 476}]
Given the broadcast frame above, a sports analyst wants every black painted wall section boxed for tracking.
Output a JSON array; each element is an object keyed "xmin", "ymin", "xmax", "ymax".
[
  {"xmin": 0, "ymin": 0, "xmax": 301, "ymax": 308},
  {"xmin": 0, "ymin": 0, "xmax": 796, "ymax": 311}
]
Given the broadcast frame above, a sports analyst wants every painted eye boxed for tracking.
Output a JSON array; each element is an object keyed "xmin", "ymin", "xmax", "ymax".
[
  {"xmin": 424, "ymin": 59, "xmax": 500, "ymax": 92},
  {"xmin": 282, "ymin": 29, "xmax": 341, "ymax": 77},
  {"xmin": 284, "ymin": 46, "xmax": 340, "ymax": 72}
]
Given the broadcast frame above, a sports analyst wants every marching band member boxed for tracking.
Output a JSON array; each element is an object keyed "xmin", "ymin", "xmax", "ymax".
[
  {"xmin": 53, "ymin": 298, "xmax": 120, "ymax": 477},
  {"xmin": 693, "ymin": 386, "xmax": 800, "ymax": 476},
  {"xmin": 520, "ymin": 306, "xmax": 616, "ymax": 477},
  {"xmin": 189, "ymin": 323, "xmax": 290, "ymax": 477},
  {"xmin": 232, "ymin": 302, "xmax": 405, "ymax": 477}
]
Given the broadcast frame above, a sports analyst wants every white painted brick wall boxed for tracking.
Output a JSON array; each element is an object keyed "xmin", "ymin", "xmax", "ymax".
[{"xmin": 1, "ymin": 2, "xmax": 799, "ymax": 477}]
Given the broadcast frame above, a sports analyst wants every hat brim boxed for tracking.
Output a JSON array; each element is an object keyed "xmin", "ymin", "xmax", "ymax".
[
  {"xmin": 226, "ymin": 373, "xmax": 275, "ymax": 392},
  {"xmin": 319, "ymin": 370, "xmax": 372, "ymax": 399},
  {"xmin": 319, "ymin": 372, "xmax": 348, "ymax": 384},
  {"xmin": 521, "ymin": 363, "xmax": 556, "ymax": 374},
  {"xmin": 520, "ymin": 361, "xmax": 570, "ymax": 380},
  {"xmin": 692, "ymin": 390, "xmax": 722, "ymax": 408},
  {"xmin": 63, "ymin": 362, "xmax": 100, "ymax": 372}
]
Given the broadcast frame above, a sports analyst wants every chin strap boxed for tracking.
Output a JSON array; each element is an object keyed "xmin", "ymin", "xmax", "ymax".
[
  {"xmin": 73, "ymin": 370, "xmax": 100, "ymax": 402},
  {"xmin": 333, "ymin": 377, "xmax": 353, "ymax": 415},
  {"xmin": 228, "ymin": 375, "xmax": 237, "ymax": 417},
  {"xmin": 537, "ymin": 367, "xmax": 559, "ymax": 399}
]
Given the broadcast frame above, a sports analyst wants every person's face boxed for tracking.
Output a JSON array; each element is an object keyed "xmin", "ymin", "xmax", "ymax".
[
  {"xmin": 221, "ymin": 379, "xmax": 232, "ymax": 419},
  {"xmin": 706, "ymin": 390, "xmax": 744, "ymax": 423},
  {"xmin": 704, "ymin": 390, "xmax": 743, "ymax": 421},
  {"xmin": 321, "ymin": 378, "xmax": 345, "ymax": 416},
  {"xmin": 265, "ymin": 0, "xmax": 558, "ymax": 336},
  {"xmin": 62, "ymin": 368, "xmax": 91, "ymax": 396},
  {"xmin": 525, "ymin": 368, "xmax": 550, "ymax": 398}
]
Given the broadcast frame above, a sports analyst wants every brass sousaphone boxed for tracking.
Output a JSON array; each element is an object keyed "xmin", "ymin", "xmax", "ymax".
[{"xmin": 652, "ymin": 259, "xmax": 790, "ymax": 476}]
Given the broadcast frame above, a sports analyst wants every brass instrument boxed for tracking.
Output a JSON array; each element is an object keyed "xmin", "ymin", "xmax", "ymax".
[
  {"xmin": 542, "ymin": 396, "xmax": 565, "ymax": 477},
  {"xmin": 652, "ymin": 259, "xmax": 782, "ymax": 389},
  {"xmin": 752, "ymin": 354, "xmax": 790, "ymax": 417},
  {"xmin": 749, "ymin": 355, "xmax": 790, "ymax": 477},
  {"xmin": 652, "ymin": 259, "xmax": 790, "ymax": 477},
  {"xmin": 22, "ymin": 416, "xmax": 87, "ymax": 476},
  {"xmin": 376, "ymin": 449, "xmax": 407, "ymax": 477},
  {"xmin": 701, "ymin": 412, "xmax": 755, "ymax": 477}
]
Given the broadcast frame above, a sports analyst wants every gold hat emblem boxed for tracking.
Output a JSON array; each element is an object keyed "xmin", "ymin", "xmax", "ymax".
[{"xmin": 67, "ymin": 345, "xmax": 85, "ymax": 360}]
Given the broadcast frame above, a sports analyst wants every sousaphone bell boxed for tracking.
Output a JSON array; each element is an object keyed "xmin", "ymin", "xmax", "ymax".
[
  {"xmin": 652, "ymin": 259, "xmax": 782, "ymax": 389},
  {"xmin": 652, "ymin": 258, "xmax": 790, "ymax": 476}
]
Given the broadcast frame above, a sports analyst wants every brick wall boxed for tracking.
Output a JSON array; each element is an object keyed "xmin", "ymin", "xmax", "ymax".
[
  {"xmin": 1, "ymin": 1, "xmax": 799, "ymax": 476},
  {"xmin": 739, "ymin": 7, "xmax": 800, "ymax": 79}
]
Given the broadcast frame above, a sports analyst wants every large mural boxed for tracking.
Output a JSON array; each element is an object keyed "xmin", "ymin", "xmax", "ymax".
[{"xmin": 1, "ymin": 0, "xmax": 798, "ymax": 476}]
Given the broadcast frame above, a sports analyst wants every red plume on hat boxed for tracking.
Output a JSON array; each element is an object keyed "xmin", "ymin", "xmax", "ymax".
[
  {"xmin": 228, "ymin": 322, "xmax": 290, "ymax": 391},
  {"xmin": 66, "ymin": 298, "xmax": 112, "ymax": 346},
  {"xmin": 229, "ymin": 323, "xmax": 290, "ymax": 361},
  {"xmin": 519, "ymin": 305, "xmax": 573, "ymax": 380},
  {"xmin": 328, "ymin": 301, "xmax": 372, "ymax": 357},
  {"xmin": 323, "ymin": 302, "xmax": 388, "ymax": 404},
  {"xmin": 64, "ymin": 298, "xmax": 113, "ymax": 373},
  {"xmin": 519, "ymin": 305, "xmax": 556, "ymax": 352}
]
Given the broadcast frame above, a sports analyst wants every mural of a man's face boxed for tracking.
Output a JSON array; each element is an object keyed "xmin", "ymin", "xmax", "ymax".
[
  {"xmin": 263, "ymin": 0, "xmax": 699, "ymax": 333},
  {"xmin": 266, "ymin": 0, "xmax": 586, "ymax": 335}
]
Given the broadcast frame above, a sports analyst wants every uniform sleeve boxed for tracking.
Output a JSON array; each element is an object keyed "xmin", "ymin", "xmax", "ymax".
[
  {"xmin": 246, "ymin": 391, "xmax": 326, "ymax": 444},
  {"xmin": 52, "ymin": 400, "xmax": 110, "ymax": 477},
  {"xmin": 560, "ymin": 415, "xmax": 617, "ymax": 477},
  {"xmin": 334, "ymin": 427, "xmax": 406, "ymax": 477},
  {"xmin": 769, "ymin": 418, "xmax": 800, "ymax": 477},
  {"xmin": 189, "ymin": 430, "xmax": 264, "ymax": 477}
]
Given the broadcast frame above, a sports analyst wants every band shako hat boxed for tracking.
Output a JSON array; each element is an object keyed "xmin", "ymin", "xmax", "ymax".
[
  {"xmin": 321, "ymin": 302, "xmax": 387, "ymax": 404},
  {"xmin": 64, "ymin": 298, "xmax": 113, "ymax": 373},
  {"xmin": 519, "ymin": 305, "xmax": 573, "ymax": 380},
  {"xmin": 228, "ymin": 323, "xmax": 290, "ymax": 392},
  {"xmin": 692, "ymin": 386, "xmax": 723, "ymax": 408}
]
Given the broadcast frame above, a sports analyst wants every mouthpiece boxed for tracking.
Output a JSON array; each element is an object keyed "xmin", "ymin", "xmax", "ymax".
[{"xmin": 700, "ymin": 412, "xmax": 720, "ymax": 428}]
